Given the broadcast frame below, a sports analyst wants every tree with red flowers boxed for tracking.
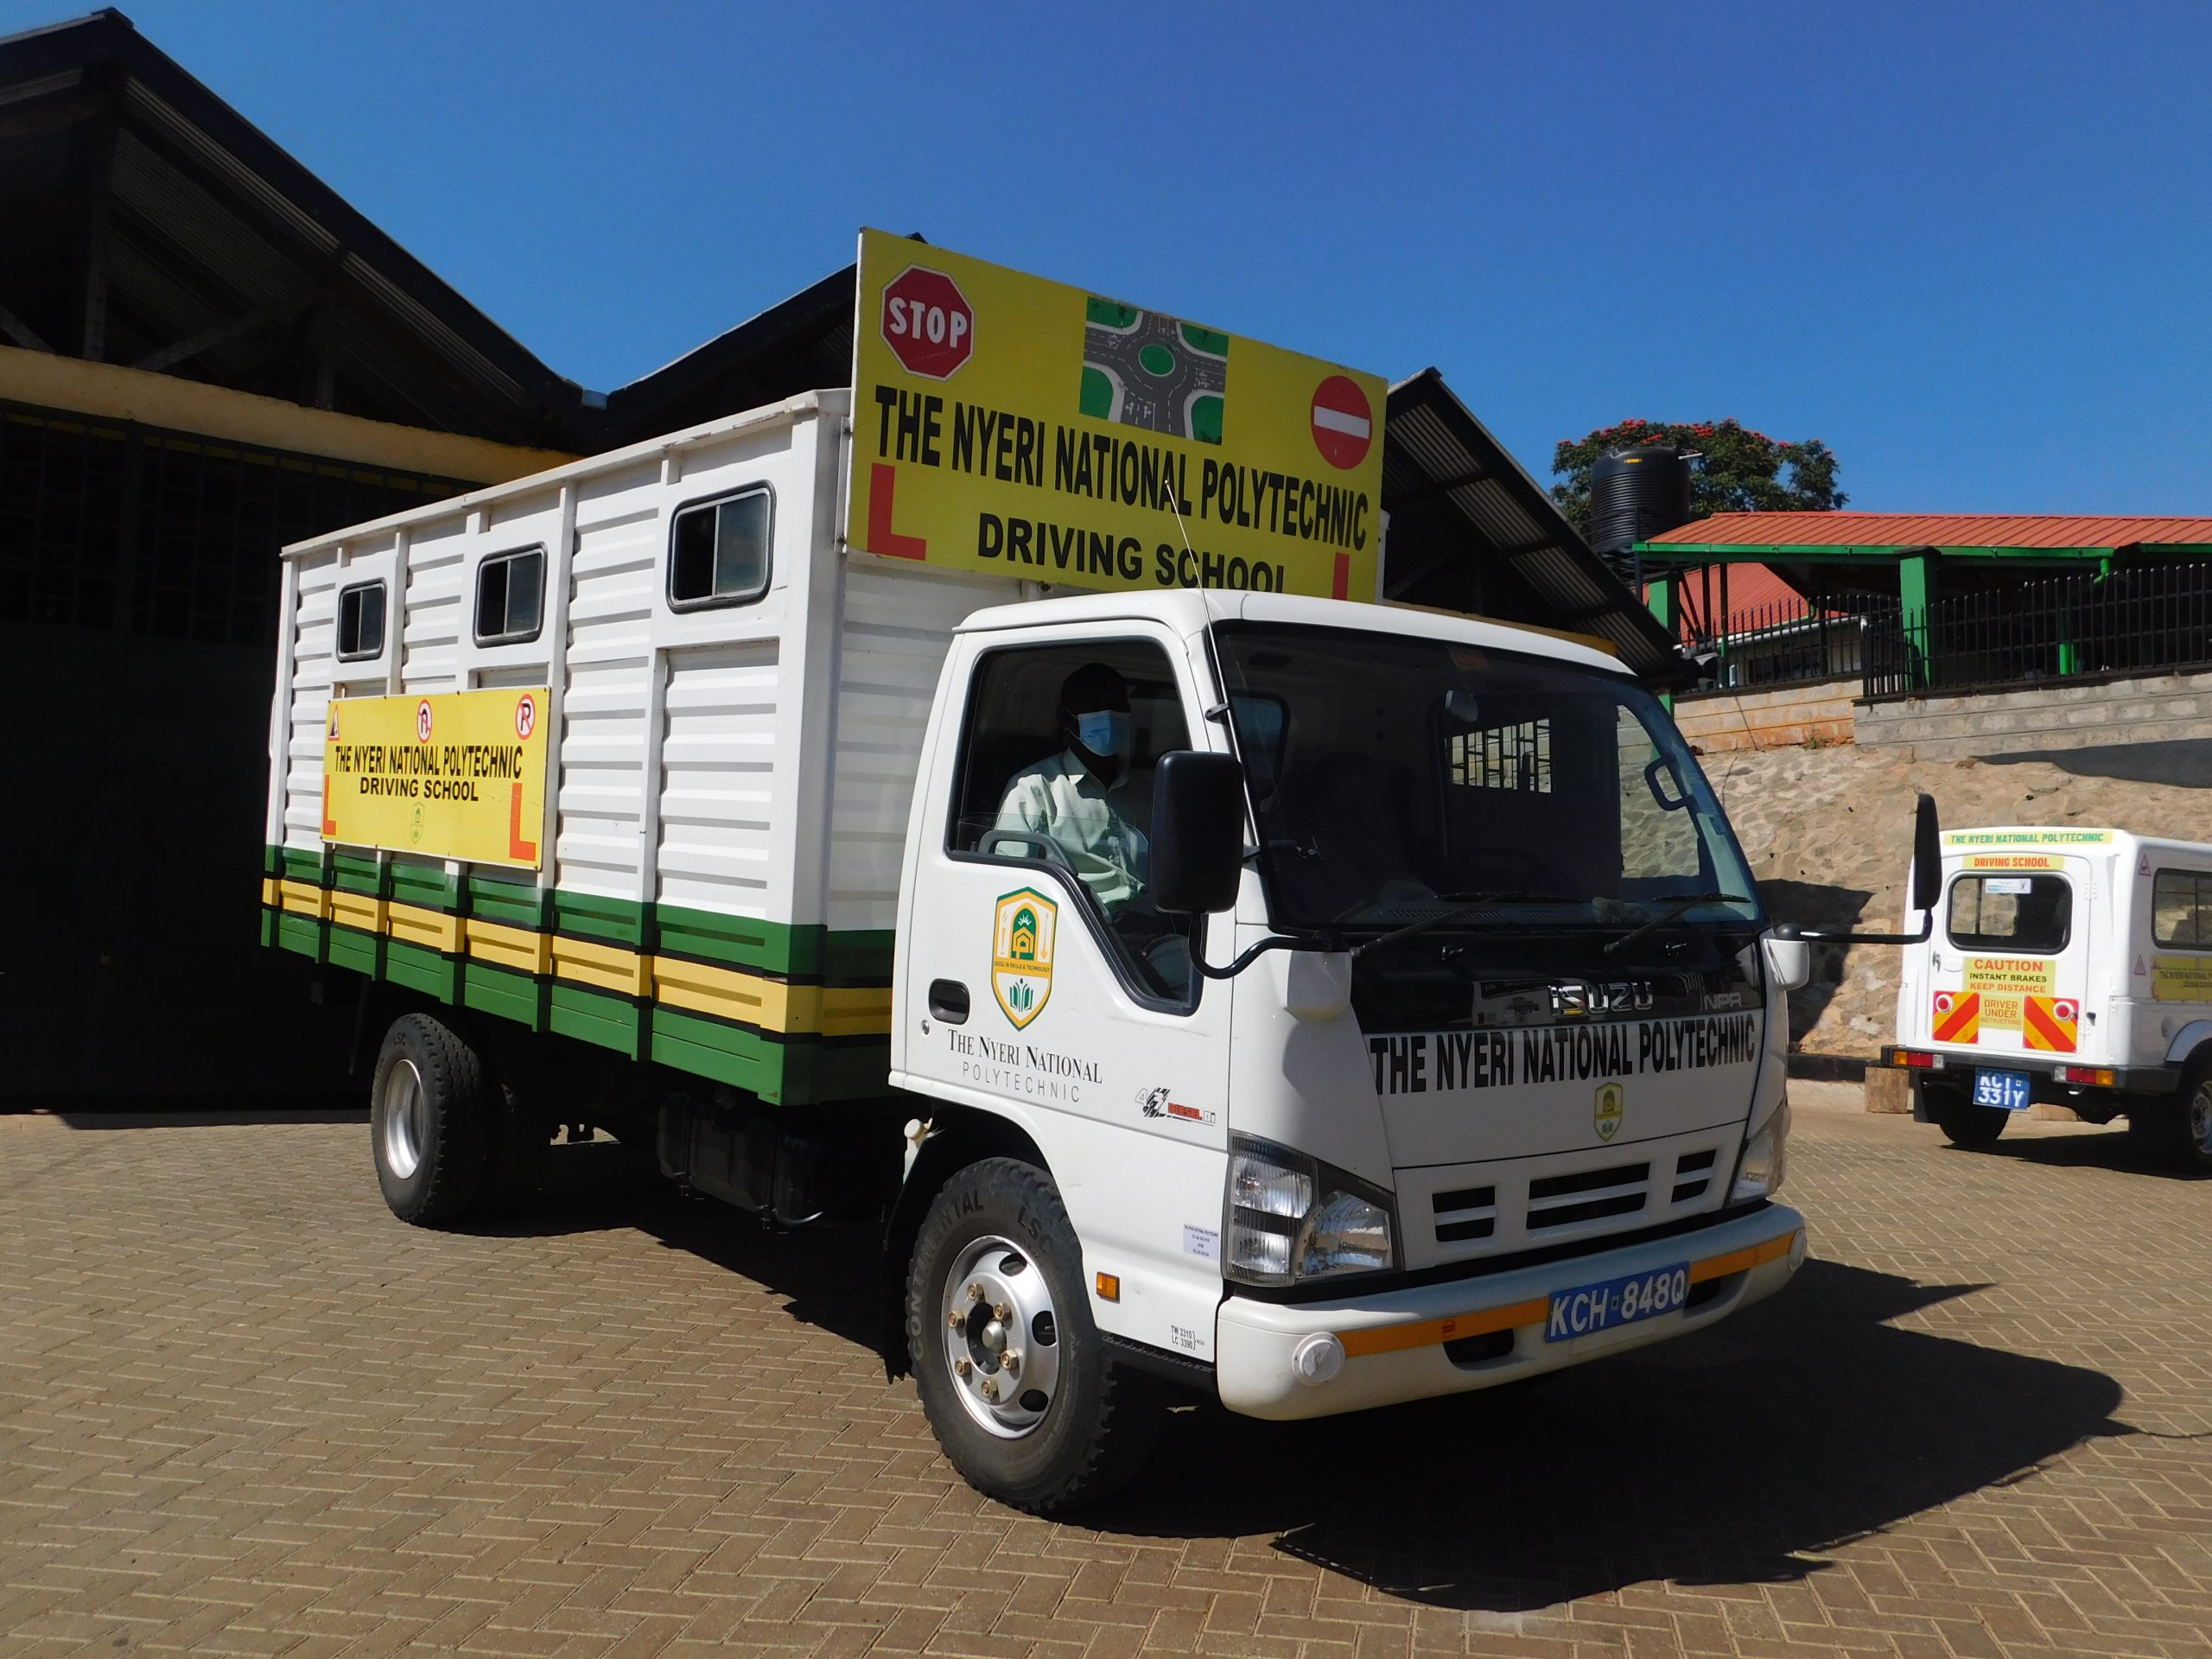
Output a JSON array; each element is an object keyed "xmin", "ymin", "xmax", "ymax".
[{"xmin": 1548, "ymin": 418, "xmax": 1845, "ymax": 534}]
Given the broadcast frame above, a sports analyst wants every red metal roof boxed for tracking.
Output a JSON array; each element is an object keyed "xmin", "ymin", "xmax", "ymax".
[{"xmin": 1644, "ymin": 512, "xmax": 2212, "ymax": 550}]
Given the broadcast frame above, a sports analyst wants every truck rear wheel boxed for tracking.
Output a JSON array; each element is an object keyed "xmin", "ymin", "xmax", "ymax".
[
  {"xmin": 370, "ymin": 1014, "xmax": 490, "ymax": 1225},
  {"xmin": 1919, "ymin": 1076, "xmax": 2006, "ymax": 1148},
  {"xmin": 905, "ymin": 1158, "xmax": 1160, "ymax": 1515}
]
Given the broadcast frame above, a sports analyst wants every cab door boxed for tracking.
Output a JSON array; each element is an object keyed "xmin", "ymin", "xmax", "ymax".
[
  {"xmin": 892, "ymin": 623, "xmax": 1235, "ymax": 1363},
  {"xmin": 1926, "ymin": 856, "xmax": 2094, "ymax": 1065}
]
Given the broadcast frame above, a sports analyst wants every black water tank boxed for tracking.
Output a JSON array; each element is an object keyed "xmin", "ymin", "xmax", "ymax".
[{"xmin": 1589, "ymin": 445, "xmax": 1694, "ymax": 581}]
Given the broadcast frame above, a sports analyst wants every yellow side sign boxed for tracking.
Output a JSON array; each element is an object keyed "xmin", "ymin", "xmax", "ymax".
[
  {"xmin": 2153, "ymin": 957, "xmax": 2212, "ymax": 1003},
  {"xmin": 845, "ymin": 227, "xmax": 1388, "ymax": 602},
  {"xmin": 322, "ymin": 689, "xmax": 550, "ymax": 870}
]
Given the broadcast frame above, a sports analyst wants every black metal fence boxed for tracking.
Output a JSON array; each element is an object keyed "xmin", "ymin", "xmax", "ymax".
[
  {"xmin": 1682, "ymin": 596, "xmax": 1869, "ymax": 692},
  {"xmin": 1676, "ymin": 563, "xmax": 2212, "ymax": 702},
  {"xmin": 1861, "ymin": 563, "xmax": 2212, "ymax": 698}
]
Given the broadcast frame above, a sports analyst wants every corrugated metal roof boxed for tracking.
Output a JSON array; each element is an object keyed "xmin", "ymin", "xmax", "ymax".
[
  {"xmin": 1382, "ymin": 371, "xmax": 1683, "ymax": 682},
  {"xmin": 1646, "ymin": 512, "xmax": 2212, "ymax": 550}
]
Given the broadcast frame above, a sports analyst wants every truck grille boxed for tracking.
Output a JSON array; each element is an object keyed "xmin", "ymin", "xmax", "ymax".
[
  {"xmin": 1431, "ymin": 1184, "xmax": 1497, "ymax": 1243},
  {"xmin": 1525, "ymin": 1161, "xmax": 1649, "ymax": 1230},
  {"xmin": 1672, "ymin": 1147, "xmax": 1718, "ymax": 1204},
  {"xmin": 1418, "ymin": 1135, "xmax": 1731, "ymax": 1261}
]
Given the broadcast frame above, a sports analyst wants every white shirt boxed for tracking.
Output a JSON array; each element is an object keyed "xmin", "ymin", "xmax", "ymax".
[{"xmin": 995, "ymin": 751, "xmax": 1149, "ymax": 918}]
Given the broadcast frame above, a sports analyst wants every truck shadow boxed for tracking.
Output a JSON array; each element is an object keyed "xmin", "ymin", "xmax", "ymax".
[{"xmin": 1093, "ymin": 1259, "xmax": 2127, "ymax": 1610}]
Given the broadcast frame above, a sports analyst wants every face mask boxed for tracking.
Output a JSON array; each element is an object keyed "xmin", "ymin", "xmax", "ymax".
[{"xmin": 1076, "ymin": 710, "xmax": 1131, "ymax": 760}]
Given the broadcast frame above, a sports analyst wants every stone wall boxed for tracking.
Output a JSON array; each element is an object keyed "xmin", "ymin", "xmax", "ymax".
[
  {"xmin": 1857, "ymin": 667, "xmax": 2212, "ymax": 760},
  {"xmin": 1674, "ymin": 677, "xmax": 1859, "ymax": 753}
]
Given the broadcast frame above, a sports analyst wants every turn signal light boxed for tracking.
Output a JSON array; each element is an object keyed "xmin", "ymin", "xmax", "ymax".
[
  {"xmin": 1095, "ymin": 1272, "xmax": 1120, "ymax": 1303},
  {"xmin": 1893, "ymin": 1049, "xmax": 1936, "ymax": 1069},
  {"xmin": 2057, "ymin": 1065, "xmax": 2116, "ymax": 1087}
]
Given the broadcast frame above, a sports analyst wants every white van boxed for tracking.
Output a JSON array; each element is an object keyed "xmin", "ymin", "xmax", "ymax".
[{"xmin": 1883, "ymin": 826, "xmax": 2212, "ymax": 1169}]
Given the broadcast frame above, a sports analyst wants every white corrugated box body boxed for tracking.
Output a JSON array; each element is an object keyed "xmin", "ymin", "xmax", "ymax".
[{"xmin": 264, "ymin": 390, "xmax": 1013, "ymax": 1103}]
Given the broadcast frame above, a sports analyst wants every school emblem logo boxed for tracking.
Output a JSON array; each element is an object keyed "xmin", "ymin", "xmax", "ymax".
[
  {"xmin": 1594, "ymin": 1081, "xmax": 1624, "ymax": 1142},
  {"xmin": 992, "ymin": 888, "xmax": 1058, "ymax": 1029}
]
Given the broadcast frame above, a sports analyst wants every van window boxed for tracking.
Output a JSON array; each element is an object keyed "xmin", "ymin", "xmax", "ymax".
[
  {"xmin": 336, "ymin": 580, "xmax": 385, "ymax": 660},
  {"xmin": 2152, "ymin": 868, "xmax": 2212, "ymax": 948},
  {"xmin": 1948, "ymin": 874, "xmax": 2071, "ymax": 953},
  {"xmin": 669, "ymin": 487, "xmax": 772, "ymax": 609},
  {"xmin": 474, "ymin": 546, "xmax": 545, "ymax": 645}
]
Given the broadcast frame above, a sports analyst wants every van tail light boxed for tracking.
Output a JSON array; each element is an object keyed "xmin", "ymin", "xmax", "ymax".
[
  {"xmin": 2057, "ymin": 1065, "xmax": 2116, "ymax": 1087},
  {"xmin": 1891, "ymin": 1048, "xmax": 1936, "ymax": 1069}
]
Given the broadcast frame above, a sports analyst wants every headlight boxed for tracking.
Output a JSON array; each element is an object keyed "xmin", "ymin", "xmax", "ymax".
[
  {"xmin": 1731, "ymin": 1100, "xmax": 1791, "ymax": 1203},
  {"xmin": 1225, "ymin": 1135, "xmax": 1396, "ymax": 1286}
]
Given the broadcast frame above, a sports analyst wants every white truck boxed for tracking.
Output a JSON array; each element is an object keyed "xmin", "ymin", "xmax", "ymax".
[
  {"xmin": 259, "ymin": 235, "xmax": 1864, "ymax": 1512},
  {"xmin": 1883, "ymin": 826, "xmax": 2212, "ymax": 1171}
]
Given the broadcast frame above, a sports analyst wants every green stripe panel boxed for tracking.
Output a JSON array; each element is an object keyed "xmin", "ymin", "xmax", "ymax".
[
  {"xmin": 333, "ymin": 850, "xmax": 384, "ymax": 895},
  {"xmin": 551, "ymin": 888, "xmax": 647, "ymax": 948},
  {"xmin": 467, "ymin": 873, "xmax": 550, "ymax": 929}
]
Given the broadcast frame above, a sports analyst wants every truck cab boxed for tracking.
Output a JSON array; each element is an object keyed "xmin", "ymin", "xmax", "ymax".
[
  {"xmin": 1886, "ymin": 827, "xmax": 2212, "ymax": 1170},
  {"xmin": 884, "ymin": 588, "xmax": 1806, "ymax": 1491}
]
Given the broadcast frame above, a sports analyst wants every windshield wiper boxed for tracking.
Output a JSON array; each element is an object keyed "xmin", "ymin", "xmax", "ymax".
[
  {"xmin": 1601, "ymin": 892, "xmax": 1753, "ymax": 957},
  {"xmin": 1350, "ymin": 890, "xmax": 1581, "ymax": 961}
]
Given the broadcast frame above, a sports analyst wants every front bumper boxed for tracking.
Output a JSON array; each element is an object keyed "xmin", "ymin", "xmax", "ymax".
[{"xmin": 1214, "ymin": 1202, "xmax": 1805, "ymax": 1421}]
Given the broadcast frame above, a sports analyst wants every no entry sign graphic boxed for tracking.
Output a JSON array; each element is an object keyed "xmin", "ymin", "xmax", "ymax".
[{"xmin": 1310, "ymin": 375, "xmax": 1373, "ymax": 470}]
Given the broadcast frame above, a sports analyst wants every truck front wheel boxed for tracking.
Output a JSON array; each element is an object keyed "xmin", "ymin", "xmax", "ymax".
[
  {"xmin": 370, "ymin": 1013, "xmax": 490, "ymax": 1224},
  {"xmin": 905, "ymin": 1158, "xmax": 1160, "ymax": 1514}
]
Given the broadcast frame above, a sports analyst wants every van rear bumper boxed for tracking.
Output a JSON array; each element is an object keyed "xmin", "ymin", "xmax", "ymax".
[
  {"xmin": 1213, "ymin": 1204, "xmax": 1805, "ymax": 1421},
  {"xmin": 1877, "ymin": 1047, "xmax": 2179, "ymax": 1095}
]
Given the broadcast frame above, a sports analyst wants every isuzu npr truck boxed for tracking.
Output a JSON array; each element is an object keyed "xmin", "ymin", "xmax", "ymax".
[{"xmin": 261, "ymin": 233, "xmax": 1851, "ymax": 1511}]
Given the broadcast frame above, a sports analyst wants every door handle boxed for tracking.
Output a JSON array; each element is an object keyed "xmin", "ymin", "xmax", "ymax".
[{"xmin": 928, "ymin": 979, "xmax": 970, "ymax": 1024}]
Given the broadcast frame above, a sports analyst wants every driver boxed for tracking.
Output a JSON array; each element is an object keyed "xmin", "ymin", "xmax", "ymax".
[{"xmin": 995, "ymin": 662, "xmax": 1148, "ymax": 918}]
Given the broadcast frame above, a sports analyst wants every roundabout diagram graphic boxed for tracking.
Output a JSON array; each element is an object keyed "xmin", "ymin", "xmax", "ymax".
[{"xmin": 1079, "ymin": 296, "xmax": 1227, "ymax": 443}]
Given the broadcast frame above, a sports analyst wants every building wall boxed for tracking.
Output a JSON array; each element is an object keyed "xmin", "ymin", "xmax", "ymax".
[
  {"xmin": 1675, "ymin": 677, "xmax": 1859, "ymax": 753},
  {"xmin": 1856, "ymin": 668, "xmax": 2212, "ymax": 760},
  {"xmin": 2, "ymin": 365, "xmax": 568, "ymax": 1097}
]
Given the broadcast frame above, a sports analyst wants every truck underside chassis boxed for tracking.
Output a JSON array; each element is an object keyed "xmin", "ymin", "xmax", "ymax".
[
  {"xmin": 359, "ymin": 991, "xmax": 1806, "ymax": 1514},
  {"xmin": 1897, "ymin": 1056, "xmax": 2212, "ymax": 1170}
]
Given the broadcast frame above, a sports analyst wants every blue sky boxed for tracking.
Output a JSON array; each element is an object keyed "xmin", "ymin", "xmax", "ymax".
[{"xmin": 12, "ymin": 1, "xmax": 2210, "ymax": 512}]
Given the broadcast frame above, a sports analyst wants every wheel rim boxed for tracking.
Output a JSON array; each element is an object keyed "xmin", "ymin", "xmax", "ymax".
[
  {"xmin": 939, "ymin": 1234, "xmax": 1061, "ymax": 1440},
  {"xmin": 2191, "ymin": 1088, "xmax": 2212, "ymax": 1155},
  {"xmin": 380, "ymin": 1058, "xmax": 429, "ymax": 1179}
]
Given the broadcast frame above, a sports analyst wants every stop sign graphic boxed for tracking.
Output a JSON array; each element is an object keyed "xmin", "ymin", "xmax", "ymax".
[
  {"xmin": 1310, "ymin": 375, "xmax": 1373, "ymax": 470},
  {"xmin": 881, "ymin": 266, "xmax": 974, "ymax": 380}
]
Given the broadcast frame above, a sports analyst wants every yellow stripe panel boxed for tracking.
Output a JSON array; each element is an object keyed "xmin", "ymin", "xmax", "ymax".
[
  {"xmin": 552, "ymin": 933, "xmax": 651, "ymax": 997},
  {"xmin": 277, "ymin": 878, "xmax": 327, "ymax": 919},
  {"xmin": 467, "ymin": 915, "xmax": 552, "ymax": 976},
  {"xmin": 1335, "ymin": 1228, "xmax": 1802, "ymax": 1359},
  {"xmin": 652, "ymin": 954, "xmax": 786, "ymax": 1027},
  {"xmin": 328, "ymin": 889, "xmax": 388, "ymax": 934},
  {"xmin": 816, "ymin": 984, "xmax": 895, "ymax": 1038},
  {"xmin": 387, "ymin": 900, "xmax": 462, "ymax": 954},
  {"xmin": 267, "ymin": 877, "xmax": 890, "ymax": 1039}
]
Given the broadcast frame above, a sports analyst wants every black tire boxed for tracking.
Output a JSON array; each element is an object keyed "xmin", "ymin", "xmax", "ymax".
[
  {"xmin": 905, "ymin": 1158, "xmax": 1161, "ymax": 1515},
  {"xmin": 2158, "ymin": 1066, "xmax": 2212, "ymax": 1173},
  {"xmin": 369, "ymin": 1013, "xmax": 490, "ymax": 1225},
  {"xmin": 1919, "ymin": 1077, "xmax": 2007, "ymax": 1148}
]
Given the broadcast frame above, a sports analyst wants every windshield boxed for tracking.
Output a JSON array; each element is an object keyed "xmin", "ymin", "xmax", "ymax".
[{"xmin": 1214, "ymin": 621, "xmax": 1761, "ymax": 935}]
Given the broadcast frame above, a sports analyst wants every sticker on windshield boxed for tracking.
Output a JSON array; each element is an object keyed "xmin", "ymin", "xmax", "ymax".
[{"xmin": 991, "ymin": 888, "xmax": 1057, "ymax": 1028}]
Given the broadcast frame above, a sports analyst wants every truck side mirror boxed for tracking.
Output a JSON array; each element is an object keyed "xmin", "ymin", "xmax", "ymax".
[
  {"xmin": 1150, "ymin": 751, "xmax": 1246, "ymax": 914},
  {"xmin": 1911, "ymin": 793, "xmax": 1942, "ymax": 915}
]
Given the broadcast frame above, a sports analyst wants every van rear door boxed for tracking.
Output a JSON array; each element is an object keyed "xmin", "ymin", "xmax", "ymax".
[{"xmin": 1924, "ymin": 856, "xmax": 2093, "ymax": 1065}]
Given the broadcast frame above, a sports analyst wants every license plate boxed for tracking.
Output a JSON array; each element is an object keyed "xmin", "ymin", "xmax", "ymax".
[
  {"xmin": 1974, "ymin": 1069, "xmax": 2031, "ymax": 1110},
  {"xmin": 1546, "ymin": 1262, "xmax": 1690, "ymax": 1343}
]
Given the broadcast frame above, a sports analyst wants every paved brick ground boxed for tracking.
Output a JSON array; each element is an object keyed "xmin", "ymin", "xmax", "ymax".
[{"xmin": 3, "ymin": 1092, "xmax": 2209, "ymax": 1659}]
